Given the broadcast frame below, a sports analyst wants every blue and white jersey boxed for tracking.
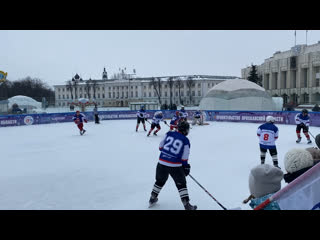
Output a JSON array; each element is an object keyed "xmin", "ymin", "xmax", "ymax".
[
  {"xmin": 159, "ymin": 131, "xmax": 190, "ymax": 167},
  {"xmin": 137, "ymin": 109, "xmax": 147, "ymax": 118},
  {"xmin": 72, "ymin": 113, "xmax": 87, "ymax": 123},
  {"xmin": 295, "ymin": 113, "xmax": 310, "ymax": 126},
  {"xmin": 257, "ymin": 122, "xmax": 279, "ymax": 149},
  {"xmin": 193, "ymin": 111, "xmax": 201, "ymax": 118},
  {"xmin": 180, "ymin": 109, "xmax": 188, "ymax": 119},
  {"xmin": 170, "ymin": 115, "xmax": 180, "ymax": 125},
  {"xmin": 151, "ymin": 112, "xmax": 165, "ymax": 125}
]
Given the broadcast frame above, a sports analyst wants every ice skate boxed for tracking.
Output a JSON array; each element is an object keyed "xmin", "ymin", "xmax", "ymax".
[
  {"xmin": 153, "ymin": 132, "xmax": 157, "ymax": 136},
  {"xmin": 183, "ymin": 200, "xmax": 197, "ymax": 210},
  {"xmin": 80, "ymin": 130, "xmax": 83, "ymax": 135},
  {"xmin": 296, "ymin": 137, "xmax": 302, "ymax": 143},
  {"xmin": 307, "ymin": 139, "xmax": 312, "ymax": 144},
  {"xmin": 148, "ymin": 193, "xmax": 158, "ymax": 208}
]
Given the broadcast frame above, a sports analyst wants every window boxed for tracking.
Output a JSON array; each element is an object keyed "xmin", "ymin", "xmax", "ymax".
[
  {"xmin": 135, "ymin": 91, "xmax": 138, "ymax": 97},
  {"xmin": 198, "ymin": 91, "xmax": 201, "ymax": 96},
  {"xmin": 98, "ymin": 94, "xmax": 100, "ymax": 98},
  {"xmin": 192, "ymin": 91, "xmax": 195, "ymax": 96},
  {"xmin": 113, "ymin": 92, "xmax": 115, "ymax": 98},
  {"xmin": 103, "ymin": 94, "xmax": 105, "ymax": 98},
  {"xmin": 165, "ymin": 92, "xmax": 167, "ymax": 97},
  {"xmin": 80, "ymin": 94, "xmax": 82, "ymax": 98},
  {"xmin": 131, "ymin": 92, "xmax": 133, "ymax": 97},
  {"xmin": 149, "ymin": 92, "xmax": 151, "ymax": 97},
  {"xmin": 109, "ymin": 93, "xmax": 111, "ymax": 98},
  {"xmin": 198, "ymin": 83, "xmax": 201, "ymax": 88},
  {"xmin": 144, "ymin": 92, "xmax": 146, "ymax": 97},
  {"xmin": 63, "ymin": 95, "xmax": 65, "ymax": 99}
]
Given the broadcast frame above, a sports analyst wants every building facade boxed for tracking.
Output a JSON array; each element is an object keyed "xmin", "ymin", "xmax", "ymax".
[
  {"xmin": 54, "ymin": 70, "xmax": 239, "ymax": 107},
  {"xmin": 241, "ymin": 42, "xmax": 320, "ymax": 106}
]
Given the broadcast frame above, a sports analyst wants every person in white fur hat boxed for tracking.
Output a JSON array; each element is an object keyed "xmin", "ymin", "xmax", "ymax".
[
  {"xmin": 283, "ymin": 147, "xmax": 320, "ymax": 183},
  {"xmin": 243, "ymin": 164, "xmax": 283, "ymax": 210}
]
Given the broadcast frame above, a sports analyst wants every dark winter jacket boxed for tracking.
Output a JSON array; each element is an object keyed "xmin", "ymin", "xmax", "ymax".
[{"xmin": 284, "ymin": 160, "xmax": 320, "ymax": 183}]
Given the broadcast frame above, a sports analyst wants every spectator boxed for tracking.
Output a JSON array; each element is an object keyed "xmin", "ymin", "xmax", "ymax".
[
  {"xmin": 242, "ymin": 164, "xmax": 283, "ymax": 210},
  {"xmin": 312, "ymin": 104, "xmax": 320, "ymax": 112},
  {"xmin": 283, "ymin": 147, "xmax": 320, "ymax": 183}
]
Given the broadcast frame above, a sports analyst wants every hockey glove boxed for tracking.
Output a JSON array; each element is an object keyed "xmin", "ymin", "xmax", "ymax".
[
  {"xmin": 183, "ymin": 164, "xmax": 191, "ymax": 176},
  {"xmin": 164, "ymin": 121, "xmax": 167, "ymax": 124},
  {"xmin": 84, "ymin": 119, "xmax": 88, "ymax": 123},
  {"xmin": 145, "ymin": 118, "xmax": 148, "ymax": 121}
]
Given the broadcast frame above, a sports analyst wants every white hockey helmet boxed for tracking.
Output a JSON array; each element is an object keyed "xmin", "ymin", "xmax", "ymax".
[{"xmin": 266, "ymin": 116, "xmax": 275, "ymax": 123}]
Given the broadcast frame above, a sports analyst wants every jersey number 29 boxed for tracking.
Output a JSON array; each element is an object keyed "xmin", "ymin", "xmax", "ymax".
[{"xmin": 163, "ymin": 136, "xmax": 183, "ymax": 155}]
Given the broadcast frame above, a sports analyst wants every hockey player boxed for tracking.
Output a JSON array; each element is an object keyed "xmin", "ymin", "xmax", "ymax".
[
  {"xmin": 169, "ymin": 111, "xmax": 180, "ymax": 131},
  {"xmin": 93, "ymin": 104, "xmax": 100, "ymax": 124},
  {"xmin": 179, "ymin": 106, "xmax": 188, "ymax": 122},
  {"xmin": 148, "ymin": 121, "xmax": 197, "ymax": 210},
  {"xmin": 72, "ymin": 110, "xmax": 88, "ymax": 135},
  {"xmin": 147, "ymin": 111, "xmax": 167, "ymax": 136},
  {"xmin": 295, "ymin": 109, "xmax": 311, "ymax": 144},
  {"xmin": 257, "ymin": 116, "xmax": 279, "ymax": 168},
  {"xmin": 191, "ymin": 110, "xmax": 203, "ymax": 126},
  {"xmin": 136, "ymin": 105, "xmax": 148, "ymax": 132}
]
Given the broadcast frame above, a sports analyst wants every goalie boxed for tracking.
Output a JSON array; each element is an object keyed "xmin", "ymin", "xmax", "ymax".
[{"xmin": 191, "ymin": 110, "xmax": 204, "ymax": 126}]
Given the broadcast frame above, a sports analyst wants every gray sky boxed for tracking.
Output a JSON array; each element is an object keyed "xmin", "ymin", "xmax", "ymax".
[{"xmin": 1, "ymin": 30, "xmax": 320, "ymax": 87}]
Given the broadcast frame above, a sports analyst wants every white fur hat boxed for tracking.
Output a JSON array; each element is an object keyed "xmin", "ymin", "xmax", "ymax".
[
  {"xmin": 284, "ymin": 148, "xmax": 314, "ymax": 174},
  {"xmin": 249, "ymin": 164, "xmax": 283, "ymax": 198}
]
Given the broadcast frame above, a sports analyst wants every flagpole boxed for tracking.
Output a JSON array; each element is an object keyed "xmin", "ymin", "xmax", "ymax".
[
  {"xmin": 306, "ymin": 30, "xmax": 308, "ymax": 45},
  {"xmin": 294, "ymin": 30, "xmax": 296, "ymax": 46}
]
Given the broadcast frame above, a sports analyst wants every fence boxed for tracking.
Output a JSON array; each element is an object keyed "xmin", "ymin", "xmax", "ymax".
[{"xmin": 1, "ymin": 110, "xmax": 320, "ymax": 128}]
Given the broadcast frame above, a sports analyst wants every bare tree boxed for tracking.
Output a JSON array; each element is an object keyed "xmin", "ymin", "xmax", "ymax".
[
  {"xmin": 73, "ymin": 80, "xmax": 78, "ymax": 99},
  {"xmin": 186, "ymin": 77, "xmax": 195, "ymax": 105},
  {"xmin": 175, "ymin": 77, "xmax": 183, "ymax": 105},
  {"xmin": 85, "ymin": 79, "xmax": 92, "ymax": 99},
  {"xmin": 91, "ymin": 80, "xmax": 98, "ymax": 99},
  {"xmin": 168, "ymin": 77, "xmax": 174, "ymax": 108},
  {"xmin": 150, "ymin": 77, "xmax": 162, "ymax": 105},
  {"xmin": 66, "ymin": 80, "xmax": 74, "ymax": 100}
]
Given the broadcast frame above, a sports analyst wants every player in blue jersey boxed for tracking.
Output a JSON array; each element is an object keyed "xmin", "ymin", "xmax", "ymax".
[
  {"xmin": 136, "ymin": 105, "xmax": 148, "ymax": 132},
  {"xmin": 295, "ymin": 109, "xmax": 311, "ymax": 144},
  {"xmin": 191, "ymin": 110, "xmax": 203, "ymax": 125},
  {"xmin": 179, "ymin": 106, "xmax": 188, "ymax": 122},
  {"xmin": 147, "ymin": 111, "xmax": 167, "ymax": 136},
  {"xmin": 169, "ymin": 111, "xmax": 180, "ymax": 131},
  {"xmin": 148, "ymin": 121, "xmax": 197, "ymax": 210},
  {"xmin": 257, "ymin": 116, "xmax": 279, "ymax": 168},
  {"xmin": 72, "ymin": 110, "xmax": 88, "ymax": 135}
]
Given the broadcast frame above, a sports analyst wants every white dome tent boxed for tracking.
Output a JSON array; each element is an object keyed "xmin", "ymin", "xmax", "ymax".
[
  {"xmin": 8, "ymin": 95, "xmax": 42, "ymax": 112},
  {"xmin": 199, "ymin": 79, "xmax": 276, "ymax": 111}
]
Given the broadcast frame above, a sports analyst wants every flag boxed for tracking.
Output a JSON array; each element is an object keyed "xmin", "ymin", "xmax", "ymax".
[{"xmin": 254, "ymin": 162, "xmax": 320, "ymax": 210}]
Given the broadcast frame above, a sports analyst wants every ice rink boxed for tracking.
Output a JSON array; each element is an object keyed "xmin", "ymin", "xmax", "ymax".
[{"xmin": 1, "ymin": 119, "xmax": 319, "ymax": 210}]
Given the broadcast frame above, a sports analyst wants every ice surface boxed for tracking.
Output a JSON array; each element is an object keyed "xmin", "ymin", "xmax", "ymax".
[{"xmin": 1, "ymin": 119, "xmax": 317, "ymax": 210}]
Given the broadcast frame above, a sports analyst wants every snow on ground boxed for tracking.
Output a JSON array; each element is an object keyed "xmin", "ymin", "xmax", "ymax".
[{"xmin": 1, "ymin": 119, "xmax": 319, "ymax": 210}]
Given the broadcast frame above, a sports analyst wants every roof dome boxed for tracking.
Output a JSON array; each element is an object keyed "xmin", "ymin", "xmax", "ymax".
[{"xmin": 199, "ymin": 79, "xmax": 276, "ymax": 111}]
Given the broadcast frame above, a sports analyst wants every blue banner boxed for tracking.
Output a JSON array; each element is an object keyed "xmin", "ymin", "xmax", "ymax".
[{"xmin": 2, "ymin": 110, "xmax": 320, "ymax": 128}]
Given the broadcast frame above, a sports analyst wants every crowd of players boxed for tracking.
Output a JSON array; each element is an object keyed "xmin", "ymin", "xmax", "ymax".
[{"xmin": 70, "ymin": 105, "xmax": 314, "ymax": 210}]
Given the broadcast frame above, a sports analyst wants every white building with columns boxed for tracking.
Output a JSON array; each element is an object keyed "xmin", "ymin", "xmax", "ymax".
[
  {"xmin": 241, "ymin": 41, "xmax": 320, "ymax": 106},
  {"xmin": 54, "ymin": 68, "xmax": 239, "ymax": 107}
]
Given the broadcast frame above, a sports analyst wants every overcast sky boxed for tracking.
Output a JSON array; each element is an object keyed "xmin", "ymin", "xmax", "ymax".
[{"xmin": 1, "ymin": 30, "xmax": 320, "ymax": 88}]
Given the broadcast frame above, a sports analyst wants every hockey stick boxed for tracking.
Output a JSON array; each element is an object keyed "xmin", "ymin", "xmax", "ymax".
[
  {"xmin": 188, "ymin": 174, "xmax": 227, "ymax": 210},
  {"xmin": 308, "ymin": 130, "xmax": 315, "ymax": 139}
]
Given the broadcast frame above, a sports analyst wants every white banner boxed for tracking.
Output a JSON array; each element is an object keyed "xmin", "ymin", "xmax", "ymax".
[{"xmin": 274, "ymin": 163, "xmax": 320, "ymax": 210}]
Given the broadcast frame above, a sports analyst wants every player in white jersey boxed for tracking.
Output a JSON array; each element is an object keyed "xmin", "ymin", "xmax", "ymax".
[
  {"xmin": 295, "ymin": 109, "xmax": 311, "ymax": 144},
  {"xmin": 257, "ymin": 116, "xmax": 280, "ymax": 168},
  {"xmin": 147, "ymin": 111, "xmax": 167, "ymax": 136}
]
